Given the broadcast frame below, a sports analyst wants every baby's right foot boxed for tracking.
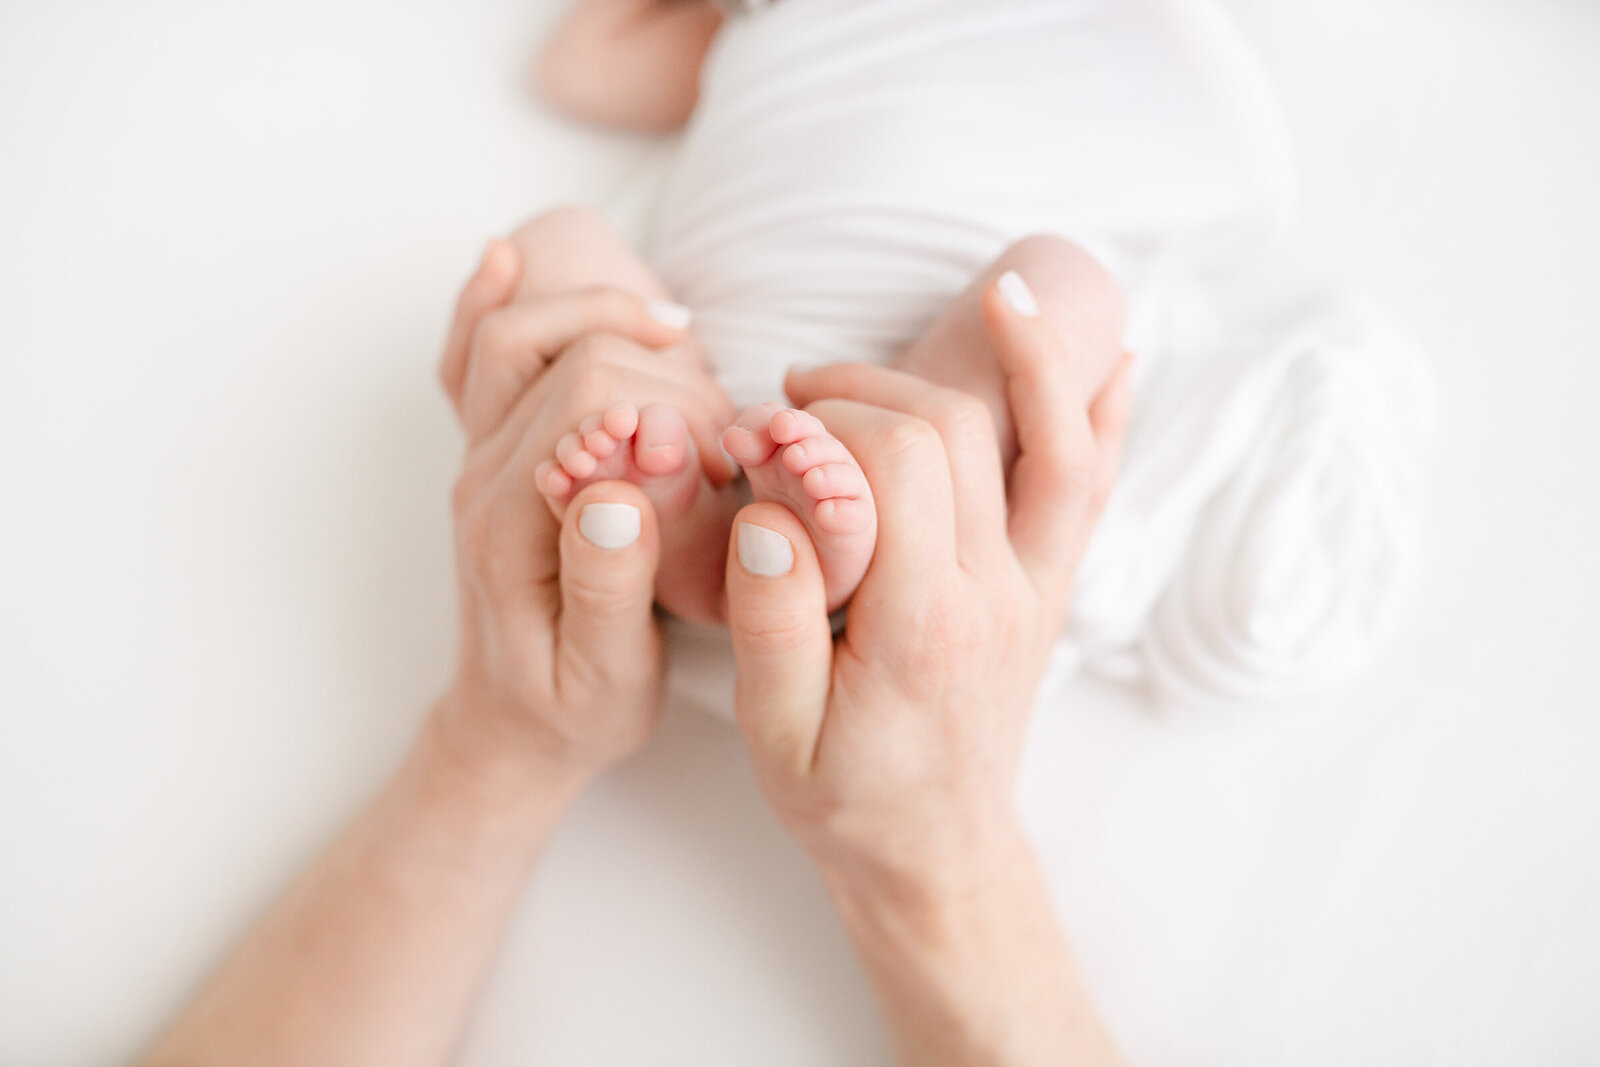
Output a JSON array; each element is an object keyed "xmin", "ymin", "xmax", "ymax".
[
  {"xmin": 536, "ymin": 401, "xmax": 734, "ymax": 624},
  {"xmin": 722, "ymin": 403, "xmax": 877, "ymax": 611}
]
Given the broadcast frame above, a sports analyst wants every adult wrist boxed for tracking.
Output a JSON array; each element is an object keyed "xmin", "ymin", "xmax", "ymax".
[
  {"xmin": 813, "ymin": 809, "xmax": 1036, "ymax": 928},
  {"xmin": 422, "ymin": 689, "xmax": 594, "ymax": 837},
  {"xmin": 817, "ymin": 820, "xmax": 1090, "ymax": 1067}
]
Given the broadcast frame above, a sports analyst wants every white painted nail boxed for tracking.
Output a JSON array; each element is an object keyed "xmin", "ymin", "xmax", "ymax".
[
  {"xmin": 578, "ymin": 502, "xmax": 641, "ymax": 550},
  {"xmin": 996, "ymin": 270, "xmax": 1039, "ymax": 318},
  {"xmin": 737, "ymin": 523, "xmax": 793, "ymax": 576},
  {"xmin": 645, "ymin": 299, "xmax": 693, "ymax": 329}
]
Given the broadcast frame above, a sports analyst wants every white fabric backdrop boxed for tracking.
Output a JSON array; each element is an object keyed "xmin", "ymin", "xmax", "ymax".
[{"xmin": 1, "ymin": 1, "xmax": 1595, "ymax": 1064}]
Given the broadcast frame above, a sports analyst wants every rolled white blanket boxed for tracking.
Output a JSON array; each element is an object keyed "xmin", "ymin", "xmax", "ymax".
[
  {"xmin": 643, "ymin": 0, "xmax": 1431, "ymax": 711},
  {"xmin": 1067, "ymin": 279, "xmax": 1435, "ymax": 706}
]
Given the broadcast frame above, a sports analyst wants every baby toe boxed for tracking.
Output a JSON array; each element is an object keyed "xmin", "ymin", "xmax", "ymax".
[
  {"xmin": 814, "ymin": 495, "xmax": 874, "ymax": 535},
  {"xmin": 723, "ymin": 402, "xmax": 786, "ymax": 465},
  {"xmin": 781, "ymin": 435, "xmax": 852, "ymax": 476},
  {"xmin": 565, "ymin": 452, "xmax": 598, "ymax": 479},
  {"xmin": 801, "ymin": 462, "xmax": 867, "ymax": 501},
  {"xmin": 603, "ymin": 403, "xmax": 639, "ymax": 439},
  {"xmin": 768, "ymin": 407, "xmax": 828, "ymax": 445},
  {"xmin": 555, "ymin": 433, "xmax": 597, "ymax": 479},
  {"xmin": 584, "ymin": 424, "xmax": 619, "ymax": 459},
  {"xmin": 634, "ymin": 403, "xmax": 691, "ymax": 476},
  {"xmin": 536, "ymin": 459, "xmax": 574, "ymax": 499},
  {"xmin": 722, "ymin": 425, "xmax": 765, "ymax": 466}
]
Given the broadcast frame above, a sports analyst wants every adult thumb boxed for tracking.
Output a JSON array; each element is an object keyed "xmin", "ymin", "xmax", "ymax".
[
  {"xmin": 557, "ymin": 482, "xmax": 663, "ymax": 692},
  {"xmin": 724, "ymin": 503, "xmax": 834, "ymax": 777}
]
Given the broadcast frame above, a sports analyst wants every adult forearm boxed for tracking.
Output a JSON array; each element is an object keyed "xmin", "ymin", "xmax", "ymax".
[
  {"xmin": 140, "ymin": 699, "xmax": 585, "ymax": 1067},
  {"xmin": 822, "ymin": 827, "xmax": 1124, "ymax": 1067}
]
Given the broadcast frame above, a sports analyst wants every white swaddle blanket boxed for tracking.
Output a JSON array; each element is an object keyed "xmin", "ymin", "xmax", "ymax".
[{"xmin": 644, "ymin": 0, "xmax": 1432, "ymax": 710}]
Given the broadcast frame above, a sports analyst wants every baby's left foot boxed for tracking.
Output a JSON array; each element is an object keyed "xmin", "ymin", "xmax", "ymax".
[
  {"xmin": 722, "ymin": 403, "xmax": 876, "ymax": 611},
  {"xmin": 535, "ymin": 401, "xmax": 735, "ymax": 624}
]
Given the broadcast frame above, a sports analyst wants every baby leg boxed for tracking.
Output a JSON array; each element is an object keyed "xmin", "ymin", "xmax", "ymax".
[
  {"xmin": 893, "ymin": 235, "xmax": 1126, "ymax": 469},
  {"xmin": 512, "ymin": 206, "xmax": 735, "ymax": 624}
]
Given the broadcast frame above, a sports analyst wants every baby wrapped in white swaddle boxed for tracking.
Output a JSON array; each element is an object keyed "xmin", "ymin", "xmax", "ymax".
[
  {"xmin": 649, "ymin": 0, "xmax": 1295, "ymax": 407},
  {"xmin": 554, "ymin": 0, "xmax": 1431, "ymax": 709}
]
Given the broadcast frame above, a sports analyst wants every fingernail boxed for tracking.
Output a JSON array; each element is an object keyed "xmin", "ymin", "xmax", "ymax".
[
  {"xmin": 646, "ymin": 299, "xmax": 693, "ymax": 329},
  {"xmin": 997, "ymin": 270, "xmax": 1039, "ymax": 318},
  {"xmin": 578, "ymin": 502, "xmax": 641, "ymax": 549},
  {"xmin": 737, "ymin": 523, "xmax": 793, "ymax": 576},
  {"xmin": 720, "ymin": 441, "xmax": 742, "ymax": 476}
]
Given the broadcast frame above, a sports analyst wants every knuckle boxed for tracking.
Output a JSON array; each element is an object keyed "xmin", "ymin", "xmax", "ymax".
[
  {"xmin": 876, "ymin": 416, "xmax": 942, "ymax": 467},
  {"xmin": 734, "ymin": 606, "xmax": 821, "ymax": 655},
  {"xmin": 579, "ymin": 285, "xmax": 638, "ymax": 325},
  {"xmin": 563, "ymin": 332, "xmax": 608, "ymax": 369},
  {"xmin": 934, "ymin": 394, "xmax": 995, "ymax": 448},
  {"xmin": 471, "ymin": 309, "xmax": 514, "ymax": 364},
  {"xmin": 553, "ymin": 637, "xmax": 607, "ymax": 696},
  {"xmin": 1035, "ymin": 429, "xmax": 1100, "ymax": 499},
  {"xmin": 1055, "ymin": 451, "xmax": 1102, "ymax": 502},
  {"xmin": 553, "ymin": 338, "xmax": 619, "ymax": 407},
  {"xmin": 900, "ymin": 600, "xmax": 969, "ymax": 683},
  {"xmin": 562, "ymin": 572, "xmax": 639, "ymax": 619}
]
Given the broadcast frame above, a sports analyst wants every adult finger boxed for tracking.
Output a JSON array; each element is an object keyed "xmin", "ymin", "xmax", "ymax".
[
  {"xmin": 979, "ymin": 273, "xmax": 1104, "ymax": 605},
  {"xmin": 440, "ymin": 239, "xmax": 520, "ymax": 415},
  {"xmin": 725, "ymin": 502, "xmax": 833, "ymax": 778},
  {"xmin": 1089, "ymin": 352, "xmax": 1135, "ymax": 497},
  {"xmin": 460, "ymin": 287, "xmax": 694, "ymax": 442},
  {"xmin": 799, "ymin": 397, "xmax": 960, "ymax": 614},
  {"xmin": 471, "ymin": 434, "xmax": 564, "ymax": 618},
  {"xmin": 556, "ymin": 481, "xmax": 663, "ymax": 694},
  {"xmin": 785, "ymin": 362, "xmax": 1008, "ymax": 574}
]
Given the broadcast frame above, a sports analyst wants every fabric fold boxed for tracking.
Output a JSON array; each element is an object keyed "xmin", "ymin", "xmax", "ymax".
[{"xmin": 1068, "ymin": 282, "xmax": 1434, "ymax": 706}]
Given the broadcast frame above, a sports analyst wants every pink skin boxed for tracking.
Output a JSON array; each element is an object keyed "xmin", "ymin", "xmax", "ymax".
[
  {"xmin": 722, "ymin": 402, "xmax": 877, "ymax": 612},
  {"xmin": 538, "ymin": 398, "xmax": 878, "ymax": 617},
  {"xmin": 537, "ymin": 401, "xmax": 736, "ymax": 624},
  {"xmin": 537, "ymin": 402, "xmax": 702, "ymax": 521},
  {"xmin": 523, "ymin": 218, "xmax": 1121, "ymax": 624}
]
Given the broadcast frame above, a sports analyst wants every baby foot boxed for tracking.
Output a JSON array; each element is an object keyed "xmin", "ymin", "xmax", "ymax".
[
  {"xmin": 722, "ymin": 403, "xmax": 877, "ymax": 611},
  {"xmin": 536, "ymin": 402, "xmax": 702, "ymax": 521},
  {"xmin": 537, "ymin": 401, "xmax": 735, "ymax": 624}
]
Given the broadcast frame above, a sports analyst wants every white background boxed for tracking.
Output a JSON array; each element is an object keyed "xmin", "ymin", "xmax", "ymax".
[{"xmin": 1, "ymin": 1, "xmax": 1597, "ymax": 1064}]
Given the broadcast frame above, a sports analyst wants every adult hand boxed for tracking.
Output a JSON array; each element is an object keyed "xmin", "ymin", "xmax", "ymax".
[
  {"xmin": 437, "ymin": 239, "xmax": 736, "ymax": 786},
  {"xmin": 726, "ymin": 277, "xmax": 1130, "ymax": 884},
  {"xmin": 723, "ymin": 275, "xmax": 1131, "ymax": 1064},
  {"xmin": 140, "ymin": 240, "xmax": 723, "ymax": 1067},
  {"xmin": 440, "ymin": 238, "xmax": 740, "ymax": 477}
]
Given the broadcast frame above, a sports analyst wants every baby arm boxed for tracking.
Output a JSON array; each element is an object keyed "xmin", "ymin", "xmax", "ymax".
[{"xmin": 537, "ymin": 0, "xmax": 723, "ymax": 132}]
